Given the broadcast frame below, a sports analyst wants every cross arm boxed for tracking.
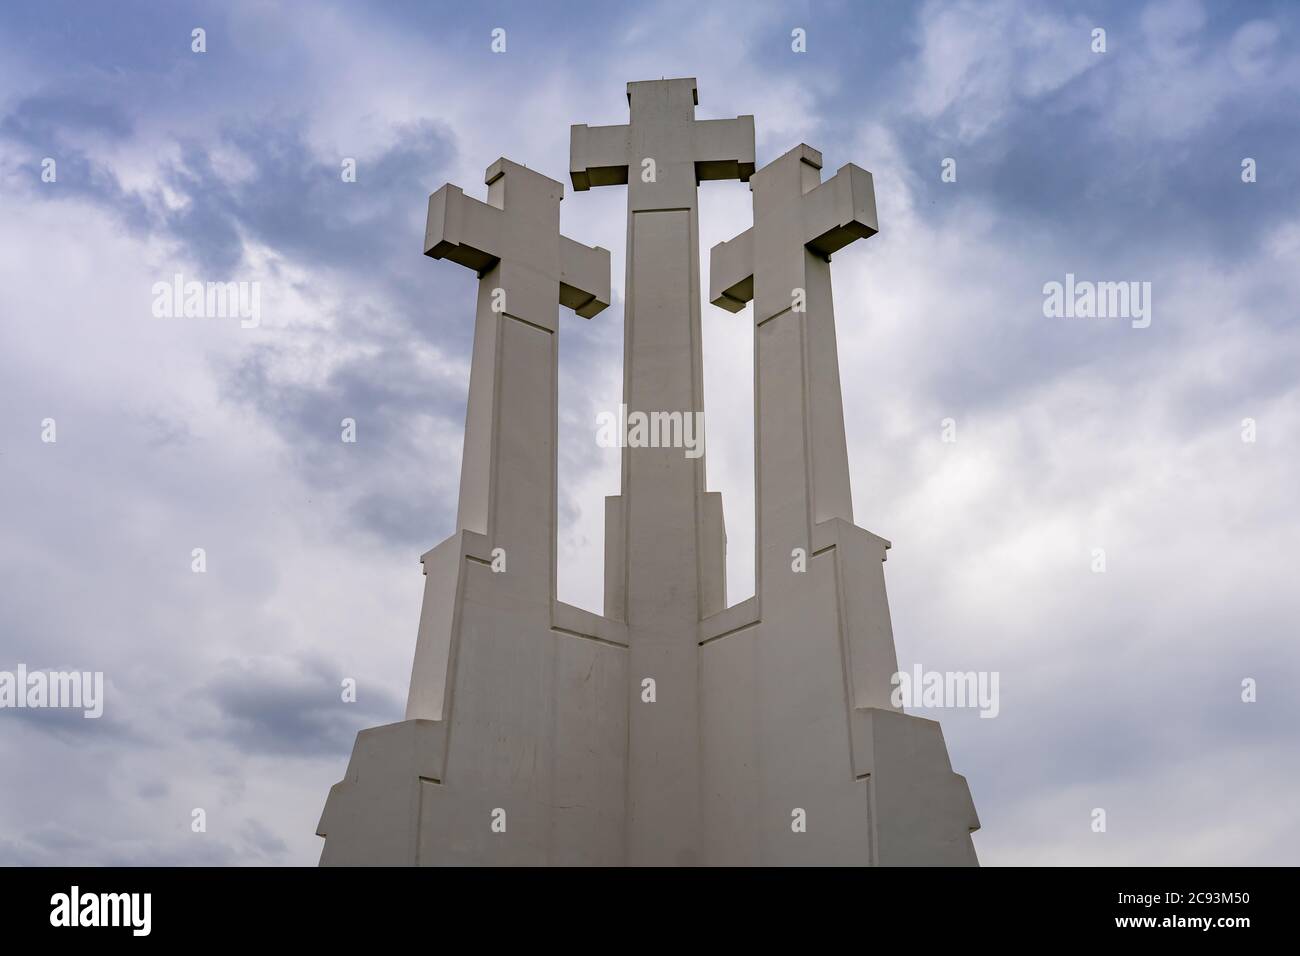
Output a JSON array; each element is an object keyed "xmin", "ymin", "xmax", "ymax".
[
  {"xmin": 558, "ymin": 236, "xmax": 611, "ymax": 319},
  {"xmin": 708, "ymin": 227, "xmax": 754, "ymax": 313},
  {"xmin": 569, "ymin": 123, "xmax": 630, "ymax": 191},
  {"xmin": 801, "ymin": 164, "xmax": 878, "ymax": 258},
  {"xmin": 694, "ymin": 116, "xmax": 756, "ymax": 183},
  {"xmin": 424, "ymin": 183, "xmax": 503, "ymax": 275}
]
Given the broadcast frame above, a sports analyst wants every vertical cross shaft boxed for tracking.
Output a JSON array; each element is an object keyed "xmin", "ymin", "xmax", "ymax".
[
  {"xmin": 710, "ymin": 144, "xmax": 877, "ymax": 593},
  {"xmin": 407, "ymin": 159, "xmax": 609, "ymax": 718},
  {"xmin": 571, "ymin": 79, "xmax": 754, "ymax": 864}
]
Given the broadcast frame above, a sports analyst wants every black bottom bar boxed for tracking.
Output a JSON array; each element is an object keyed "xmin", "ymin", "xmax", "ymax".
[{"xmin": 3, "ymin": 865, "xmax": 1280, "ymax": 942}]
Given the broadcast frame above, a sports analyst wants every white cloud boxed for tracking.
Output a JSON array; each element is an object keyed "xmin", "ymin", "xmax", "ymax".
[{"xmin": 909, "ymin": 0, "xmax": 1099, "ymax": 142}]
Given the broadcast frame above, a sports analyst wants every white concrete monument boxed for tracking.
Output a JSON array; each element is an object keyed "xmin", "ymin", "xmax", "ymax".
[{"xmin": 317, "ymin": 79, "xmax": 980, "ymax": 866}]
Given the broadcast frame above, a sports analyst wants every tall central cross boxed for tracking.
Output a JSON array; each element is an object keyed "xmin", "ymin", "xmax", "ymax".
[{"xmin": 571, "ymin": 78, "xmax": 754, "ymax": 865}]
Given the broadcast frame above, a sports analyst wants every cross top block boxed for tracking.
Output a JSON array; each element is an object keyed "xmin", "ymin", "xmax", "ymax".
[
  {"xmin": 751, "ymin": 143, "xmax": 878, "ymax": 257},
  {"xmin": 710, "ymin": 143, "xmax": 879, "ymax": 317},
  {"xmin": 626, "ymin": 76, "xmax": 697, "ymax": 106},
  {"xmin": 570, "ymin": 77, "xmax": 755, "ymax": 196},
  {"xmin": 484, "ymin": 157, "xmax": 563, "ymax": 222},
  {"xmin": 424, "ymin": 157, "xmax": 610, "ymax": 323}
]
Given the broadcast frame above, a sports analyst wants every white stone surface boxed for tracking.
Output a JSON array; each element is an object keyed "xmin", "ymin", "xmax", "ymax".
[{"xmin": 318, "ymin": 82, "xmax": 979, "ymax": 866}]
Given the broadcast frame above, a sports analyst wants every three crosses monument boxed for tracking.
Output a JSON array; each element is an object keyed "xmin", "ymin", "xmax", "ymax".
[{"xmin": 316, "ymin": 78, "xmax": 980, "ymax": 866}]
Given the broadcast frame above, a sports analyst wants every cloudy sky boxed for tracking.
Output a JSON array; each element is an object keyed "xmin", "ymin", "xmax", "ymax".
[{"xmin": 1, "ymin": 0, "xmax": 1297, "ymax": 866}]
